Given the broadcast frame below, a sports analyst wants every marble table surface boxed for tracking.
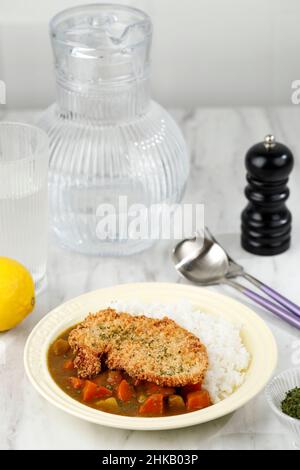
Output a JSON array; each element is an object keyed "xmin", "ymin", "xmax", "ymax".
[{"xmin": 1, "ymin": 107, "xmax": 300, "ymax": 450}]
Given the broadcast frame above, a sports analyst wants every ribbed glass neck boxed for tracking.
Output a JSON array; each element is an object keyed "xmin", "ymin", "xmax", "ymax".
[
  {"xmin": 56, "ymin": 77, "xmax": 151, "ymax": 123},
  {"xmin": 50, "ymin": 5, "xmax": 153, "ymax": 123}
]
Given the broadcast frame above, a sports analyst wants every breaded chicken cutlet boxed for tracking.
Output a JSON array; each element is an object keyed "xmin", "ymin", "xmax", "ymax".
[{"xmin": 68, "ymin": 308, "xmax": 208, "ymax": 387}]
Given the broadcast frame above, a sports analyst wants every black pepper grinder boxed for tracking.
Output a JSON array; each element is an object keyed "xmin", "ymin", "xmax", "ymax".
[{"xmin": 241, "ymin": 134, "xmax": 294, "ymax": 256}]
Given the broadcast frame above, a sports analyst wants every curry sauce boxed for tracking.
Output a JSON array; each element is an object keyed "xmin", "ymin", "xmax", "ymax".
[{"xmin": 48, "ymin": 327, "xmax": 212, "ymax": 417}]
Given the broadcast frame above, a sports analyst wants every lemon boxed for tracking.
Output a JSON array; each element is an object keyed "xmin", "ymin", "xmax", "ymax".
[{"xmin": 0, "ymin": 257, "xmax": 35, "ymax": 332}]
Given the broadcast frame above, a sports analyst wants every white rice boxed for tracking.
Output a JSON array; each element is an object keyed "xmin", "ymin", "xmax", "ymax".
[{"xmin": 108, "ymin": 299, "xmax": 250, "ymax": 404}]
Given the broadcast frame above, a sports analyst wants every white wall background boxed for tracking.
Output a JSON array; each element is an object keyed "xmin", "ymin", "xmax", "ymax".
[{"xmin": 0, "ymin": 0, "xmax": 299, "ymax": 108}]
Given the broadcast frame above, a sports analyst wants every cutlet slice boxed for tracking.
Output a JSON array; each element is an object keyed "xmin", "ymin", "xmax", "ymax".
[{"xmin": 68, "ymin": 308, "xmax": 208, "ymax": 387}]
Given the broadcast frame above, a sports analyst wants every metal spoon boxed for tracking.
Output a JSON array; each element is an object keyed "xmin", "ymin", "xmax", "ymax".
[{"xmin": 173, "ymin": 232, "xmax": 300, "ymax": 329}]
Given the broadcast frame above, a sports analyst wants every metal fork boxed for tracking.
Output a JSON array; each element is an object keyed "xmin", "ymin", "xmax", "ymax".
[{"xmin": 205, "ymin": 227, "xmax": 300, "ymax": 320}]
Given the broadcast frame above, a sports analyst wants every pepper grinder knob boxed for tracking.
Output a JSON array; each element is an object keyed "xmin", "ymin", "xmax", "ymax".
[{"xmin": 241, "ymin": 135, "xmax": 294, "ymax": 255}]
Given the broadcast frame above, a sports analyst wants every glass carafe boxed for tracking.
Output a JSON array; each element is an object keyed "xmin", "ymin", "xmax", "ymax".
[{"xmin": 39, "ymin": 4, "xmax": 189, "ymax": 255}]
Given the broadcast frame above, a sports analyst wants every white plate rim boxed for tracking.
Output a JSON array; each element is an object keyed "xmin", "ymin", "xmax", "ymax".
[{"xmin": 24, "ymin": 282, "xmax": 278, "ymax": 431}]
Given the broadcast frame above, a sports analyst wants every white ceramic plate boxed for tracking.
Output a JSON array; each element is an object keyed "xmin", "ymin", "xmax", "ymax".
[{"xmin": 24, "ymin": 282, "xmax": 277, "ymax": 430}]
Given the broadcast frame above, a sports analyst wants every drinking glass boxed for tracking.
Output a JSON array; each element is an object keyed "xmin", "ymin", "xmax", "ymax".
[{"xmin": 0, "ymin": 122, "xmax": 49, "ymax": 293}]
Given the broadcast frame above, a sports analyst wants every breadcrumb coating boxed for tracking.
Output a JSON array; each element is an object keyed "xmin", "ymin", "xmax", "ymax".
[{"xmin": 68, "ymin": 308, "xmax": 208, "ymax": 387}]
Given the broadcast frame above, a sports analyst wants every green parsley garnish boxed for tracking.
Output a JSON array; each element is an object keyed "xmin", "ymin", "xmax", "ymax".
[{"xmin": 281, "ymin": 387, "xmax": 300, "ymax": 419}]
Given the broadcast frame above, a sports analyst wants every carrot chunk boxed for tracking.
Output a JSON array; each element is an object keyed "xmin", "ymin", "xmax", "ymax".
[
  {"xmin": 69, "ymin": 377, "xmax": 85, "ymax": 390},
  {"xmin": 82, "ymin": 381, "xmax": 111, "ymax": 402},
  {"xmin": 117, "ymin": 379, "xmax": 134, "ymax": 401},
  {"xmin": 94, "ymin": 385, "xmax": 112, "ymax": 399},
  {"xmin": 139, "ymin": 394, "xmax": 164, "ymax": 416},
  {"xmin": 181, "ymin": 382, "xmax": 202, "ymax": 398},
  {"xmin": 186, "ymin": 390, "xmax": 211, "ymax": 412},
  {"xmin": 145, "ymin": 383, "xmax": 175, "ymax": 396},
  {"xmin": 63, "ymin": 359, "xmax": 74, "ymax": 370},
  {"xmin": 82, "ymin": 381, "xmax": 98, "ymax": 402}
]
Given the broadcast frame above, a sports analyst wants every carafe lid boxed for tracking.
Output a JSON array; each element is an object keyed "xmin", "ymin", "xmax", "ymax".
[{"xmin": 50, "ymin": 4, "xmax": 152, "ymax": 87}]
